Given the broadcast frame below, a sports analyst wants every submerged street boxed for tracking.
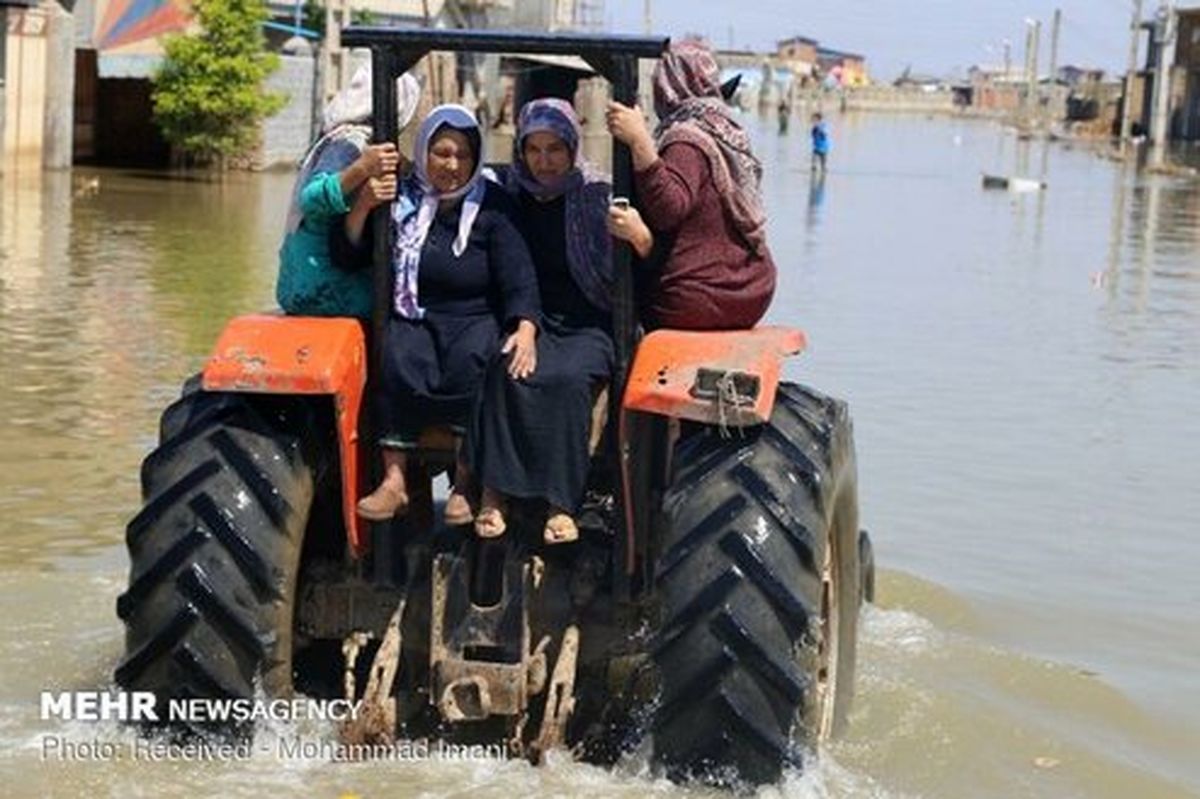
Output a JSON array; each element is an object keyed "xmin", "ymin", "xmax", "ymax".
[{"xmin": 1, "ymin": 111, "xmax": 1198, "ymax": 797}]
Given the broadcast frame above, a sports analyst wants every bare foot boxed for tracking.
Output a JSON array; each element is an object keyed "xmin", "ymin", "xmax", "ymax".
[
  {"xmin": 444, "ymin": 461, "xmax": 476, "ymax": 525},
  {"xmin": 443, "ymin": 490, "xmax": 475, "ymax": 526},
  {"xmin": 474, "ymin": 487, "xmax": 507, "ymax": 538},
  {"xmin": 543, "ymin": 511, "xmax": 578, "ymax": 544}
]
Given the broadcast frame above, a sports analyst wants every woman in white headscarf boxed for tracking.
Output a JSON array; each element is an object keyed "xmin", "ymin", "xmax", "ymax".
[
  {"xmin": 345, "ymin": 105, "xmax": 541, "ymax": 522},
  {"xmin": 276, "ymin": 64, "xmax": 420, "ymax": 319}
]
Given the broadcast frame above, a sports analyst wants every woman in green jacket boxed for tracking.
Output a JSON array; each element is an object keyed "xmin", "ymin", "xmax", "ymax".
[{"xmin": 276, "ymin": 65, "xmax": 420, "ymax": 318}]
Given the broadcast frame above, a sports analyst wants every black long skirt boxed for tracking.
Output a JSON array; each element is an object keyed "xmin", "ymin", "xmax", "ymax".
[
  {"xmin": 378, "ymin": 311, "xmax": 501, "ymax": 445},
  {"xmin": 466, "ymin": 319, "xmax": 613, "ymax": 513}
]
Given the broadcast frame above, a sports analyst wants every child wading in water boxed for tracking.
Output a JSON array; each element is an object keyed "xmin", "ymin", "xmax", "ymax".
[{"xmin": 811, "ymin": 112, "xmax": 830, "ymax": 173}]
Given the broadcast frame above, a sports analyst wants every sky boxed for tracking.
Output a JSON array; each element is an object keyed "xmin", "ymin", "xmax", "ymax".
[{"xmin": 606, "ymin": 0, "xmax": 1154, "ymax": 80}]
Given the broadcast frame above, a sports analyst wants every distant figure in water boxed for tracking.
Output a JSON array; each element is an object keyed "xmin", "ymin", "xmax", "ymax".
[
  {"xmin": 777, "ymin": 98, "xmax": 790, "ymax": 135},
  {"xmin": 811, "ymin": 112, "xmax": 830, "ymax": 173}
]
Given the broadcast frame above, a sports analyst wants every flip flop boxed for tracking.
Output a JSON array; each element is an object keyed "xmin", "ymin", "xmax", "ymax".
[
  {"xmin": 543, "ymin": 513, "xmax": 578, "ymax": 544},
  {"xmin": 443, "ymin": 490, "xmax": 475, "ymax": 526},
  {"xmin": 474, "ymin": 507, "xmax": 507, "ymax": 539}
]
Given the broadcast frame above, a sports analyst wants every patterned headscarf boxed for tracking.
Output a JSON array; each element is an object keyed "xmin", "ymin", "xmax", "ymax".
[
  {"xmin": 510, "ymin": 98, "xmax": 612, "ymax": 313},
  {"xmin": 391, "ymin": 104, "xmax": 488, "ymax": 320},
  {"xmin": 652, "ymin": 38, "xmax": 768, "ymax": 255},
  {"xmin": 285, "ymin": 66, "xmax": 421, "ymax": 234}
]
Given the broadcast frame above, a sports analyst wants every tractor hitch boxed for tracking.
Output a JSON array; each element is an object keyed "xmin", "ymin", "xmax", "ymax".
[{"xmin": 430, "ymin": 551, "xmax": 546, "ymax": 720}]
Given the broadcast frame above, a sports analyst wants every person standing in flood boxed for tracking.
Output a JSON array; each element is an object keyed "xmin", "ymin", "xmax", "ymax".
[
  {"xmin": 811, "ymin": 111, "xmax": 830, "ymax": 173},
  {"xmin": 605, "ymin": 38, "xmax": 776, "ymax": 331}
]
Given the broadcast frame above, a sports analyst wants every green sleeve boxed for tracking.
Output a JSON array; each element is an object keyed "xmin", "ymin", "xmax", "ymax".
[{"xmin": 298, "ymin": 172, "xmax": 350, "ymax": 220}]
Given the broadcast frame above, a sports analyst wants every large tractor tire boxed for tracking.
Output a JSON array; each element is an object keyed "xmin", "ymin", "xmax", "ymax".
[
  {"xmin": 115, "ymin": 389, "xmax": 317, "ymax": 713},
  {"xmin": 651, "ymin": 382, "xmax": 861, "ymax": 786}
]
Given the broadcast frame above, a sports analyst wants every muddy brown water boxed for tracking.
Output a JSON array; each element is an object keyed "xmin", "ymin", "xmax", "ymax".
[{"xmin": 1, "ymin": 114, "xmax": 1198, "ymax": 798}]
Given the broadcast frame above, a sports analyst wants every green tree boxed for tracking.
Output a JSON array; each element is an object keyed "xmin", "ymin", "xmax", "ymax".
[
  {"xmin": 152, "ymin": 0, "xmax": 286, "ymax": 166},
  {"xmin": 301, "ymin": 0, "xmax": 326, "ymax": 36}
]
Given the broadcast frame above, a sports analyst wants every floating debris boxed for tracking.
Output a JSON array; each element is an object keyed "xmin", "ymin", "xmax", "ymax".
[{"xmin": 982, "ymin": 173, "xmax": 1047, "ymax": 192}]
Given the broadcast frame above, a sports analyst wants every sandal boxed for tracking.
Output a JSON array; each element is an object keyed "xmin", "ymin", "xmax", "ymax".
[
  {"xmin": 357, "ymin": 481, "xmax": 409, "ymax": 521},
  {"xmin": 543, "ymin": 512, "xmax": 579, "ymax": 545},
  {"xmin": 443, "ymin": 489, "xmax": 476, "ymax": 526},
  {"xmin": 474, "ymin": 507, "xmax": 507, "ymax": 539}
]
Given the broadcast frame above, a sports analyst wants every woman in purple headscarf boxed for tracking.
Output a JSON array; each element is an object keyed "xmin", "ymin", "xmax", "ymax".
[
  {"xmin": 467, "ymin": 98, "xmax": 633, "ymax": 543},
  {"xmin": 606, "ymin": 38, "xmax": 776, "ymax": 330}
]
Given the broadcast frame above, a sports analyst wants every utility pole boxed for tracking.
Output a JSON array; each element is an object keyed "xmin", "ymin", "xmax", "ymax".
[
  {"xmin": 323, "ymin": 0, "xmax": 352, "ymax": 103},
  {"xmin": 1149, "ymin": 0, "xmax": 1177, "ymax": 166},
  {"xmin": 643, "ymin": 0, "xmax": 651, "ymax": 34},
  {"xmin": 1048, "ymin": 9, "xmax": 1061, "ymax": 88},
  {"xmin": 1003, "ymin": 39, "xmax": 1012, "ymax": 78},
  {"xmin": 1051, "ymin": 9, "xmax": 1060, "ymax": 80},
  {"xmin": 1023, "ymin": 19, "xmax": 1041, "ymax": 122},
  {"xmin": 1041, "ymin": 9, "xmax": 1062, "ymax": 126},
  {"xmin": 42, "ymin": 3, "xmax": 76, "ymax": 170},
  {"xmin": 1120, "ymin": 0, "xmax": 1145, "ymax": 150},
  {"xmin": 0, "ymin": 5, "xmax": 7, "ymax": 172}
]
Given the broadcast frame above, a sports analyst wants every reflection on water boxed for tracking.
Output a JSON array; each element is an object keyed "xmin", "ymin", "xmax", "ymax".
[
  {"xmin": 0, "ymin": 166, "xmax": 295, "ymax": 567},
  {"xmin": 806, "ymin": 171, "xmax": 826, "ymax": 229},
  {"xmin": 1, "ymin": 114, "xmax": 1198, "ymax": 797}
]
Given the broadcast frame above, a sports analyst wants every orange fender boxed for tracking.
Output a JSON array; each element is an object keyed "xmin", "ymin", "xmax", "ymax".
[
  {"xmin": 202, "ymin": 314, "xmax": 369, "ymax": 556},
  {"xmin": 622, "ymin": 326, "xmax": 806, "ymax": 426}
]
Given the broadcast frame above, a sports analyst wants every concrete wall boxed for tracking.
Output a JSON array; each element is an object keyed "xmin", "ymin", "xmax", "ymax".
[
  {"xmin": 842, "ymin": 86, "xmax": 958, "ymax": 113},
  {"xmin": 3, "ymin": 6, "xmax": 47, "ymax": 162},
  {"xmin": 971, "ymin": 83, "xmax": 1022, "ymax": 113},
  {"xmin": 259, "ymin": 51, "xmax": 316, "ymax": 169}
]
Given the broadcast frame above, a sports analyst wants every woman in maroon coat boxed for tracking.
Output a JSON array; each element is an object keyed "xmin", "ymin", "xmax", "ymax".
[{"xmin": 606, "ymin": 38, "xmax": 776, "ymax": 330}]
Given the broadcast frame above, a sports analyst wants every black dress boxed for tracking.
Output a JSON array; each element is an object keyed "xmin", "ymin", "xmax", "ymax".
[
  {"xmin": 372, "ymin": 185, "xmax": 539, "ymax": 445},
  {"xmin": 466, "ymin": 192, "xmax": 614, "ymax": 513}
]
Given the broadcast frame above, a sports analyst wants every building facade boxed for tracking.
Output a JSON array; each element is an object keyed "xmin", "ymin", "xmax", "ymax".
[
  {"xmin": 776, "ymin": 36, "xmax": 817, "ymax": 80},
  {"xmin": 817, "ymin": 47, "xmax": 867, "ymax": 86},
  {"xmin": 1176, "ymin": 7, "xmax": 1200, "ymax": 139}
]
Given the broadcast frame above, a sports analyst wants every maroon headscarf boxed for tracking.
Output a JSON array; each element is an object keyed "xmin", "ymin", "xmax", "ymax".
[{"xmin": 652, "ymin": 39, "xmax": 768, "ymax": 255}]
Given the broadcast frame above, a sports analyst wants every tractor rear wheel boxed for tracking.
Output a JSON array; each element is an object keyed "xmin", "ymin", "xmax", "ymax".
[
  {"xmin": 115, "ymin": 388, "xmax": 318, "ymax": 713},
  {"xmin": 651, "ymin": 382, "xmax": 861, "ymax": 786}
]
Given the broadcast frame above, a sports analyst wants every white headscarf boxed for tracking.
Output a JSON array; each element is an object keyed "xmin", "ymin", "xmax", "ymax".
[
  {"xmin": 391, "ymin": 104, "xmax": 487, "ymax": 320},
  {"xmin": 285, "ymin": 65, "xmax": 421, "ymax": 234},
  {"xmin": 321, "ymin": 59, "xmax": 422, "ymax": 134}
]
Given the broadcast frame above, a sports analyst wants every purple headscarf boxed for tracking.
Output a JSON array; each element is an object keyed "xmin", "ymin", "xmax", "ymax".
[
  {"xmin": 510, "ymin": 98, "xmax": 612, "ymax": 313},
  {"xmin": 652, "ymin": 39, "xmax": 768, "ymax": 255}
]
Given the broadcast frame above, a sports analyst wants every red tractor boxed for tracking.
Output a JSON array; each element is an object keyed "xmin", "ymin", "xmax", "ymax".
[{"xmin": 115, "ymin": 29, "xmax": 874, "ymax": 787}]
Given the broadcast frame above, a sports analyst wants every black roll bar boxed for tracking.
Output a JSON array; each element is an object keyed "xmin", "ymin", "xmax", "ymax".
[{"xmin": 345, "ymin": 27, "xmax": 668, "ymax": 593}]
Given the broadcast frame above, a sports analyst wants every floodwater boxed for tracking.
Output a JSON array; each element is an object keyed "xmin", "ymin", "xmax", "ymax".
[{"xmin": 1, "ymin": 113, "xmax": 1198, "ymax": 798}]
